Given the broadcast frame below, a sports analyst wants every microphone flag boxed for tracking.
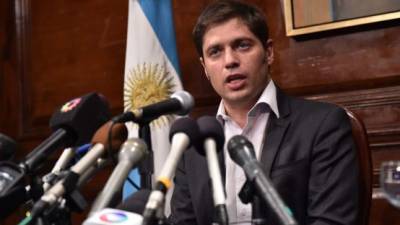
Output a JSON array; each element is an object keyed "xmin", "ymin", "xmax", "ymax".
[{"xmin": 122, "ymin": 0, "xmax": 183, "ymax": 216}]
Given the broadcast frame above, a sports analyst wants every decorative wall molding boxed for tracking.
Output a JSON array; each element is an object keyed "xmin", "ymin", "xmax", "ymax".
[
  {"xmin": 304, "ymin": 85, "xmax": 400, "ymax": 108},
  {"xmin": 14, "ymin": 0, "xmax": 34, "ymax": 138},
  {"xmin": 304, "ymin": 85, "xmax": 400, "ymax": 142}
]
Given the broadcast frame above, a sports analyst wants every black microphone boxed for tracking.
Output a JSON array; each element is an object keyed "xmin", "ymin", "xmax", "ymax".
[
  {"xmin": 0, "ymin": 133, "xmax": 19, "ymax": 199},
  {"xmin": 227, "ymin": 135, "xmax": 298, "ymax": 225},
  {"xmin": 111, "ymin": 90, "xmax": 194, "ymax": 124},
  {"xmin": 0, "ymin": 133, "xmax": 17, "ymax": 161},
  {"xmin": 0, "ymin": 93, "xmax": 110, "ymax": 220},
  {"xmin": 142, "ymin": 117, "xmax": 200, "ymax": 225},
  {"xmin": 22, "ymin": 92, "xmax": 110, "ymax": 173},
  {"xmin": 195, "ymin": 116, "xmax": 228, "ymax": 225}
]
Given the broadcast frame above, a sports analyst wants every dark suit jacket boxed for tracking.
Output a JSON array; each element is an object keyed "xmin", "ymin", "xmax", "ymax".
[{"xmin": 169, "ymin": 88, "xmax": 359, "ymax": 225}]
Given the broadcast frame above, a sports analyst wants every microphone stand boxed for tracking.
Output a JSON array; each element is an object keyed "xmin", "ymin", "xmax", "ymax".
[
  {"xmin": 27, "ymin": 188, "xmax": 86, "ymax": 225},
  {"xmin": 32, "ymin": 206, "xmax": 72, "ymax": 225},
  {"xmin": 239, "ymin": 181, "xmax": 267, "ymax": 225},
  {"xmin": 252, "ymin": 196, "xmax": 267, "ymax": 225},
  {"xmin": 138, "ymin": 123, "xmax": 153, "ymax": 189}
]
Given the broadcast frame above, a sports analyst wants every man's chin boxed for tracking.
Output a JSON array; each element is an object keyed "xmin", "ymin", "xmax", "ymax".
[{"xmin": 223, "ymin": 92, "xmax": 256, "ymax": 106}]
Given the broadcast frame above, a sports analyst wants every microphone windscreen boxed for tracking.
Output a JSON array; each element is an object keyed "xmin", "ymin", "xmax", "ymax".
[
  {"xmin": 171, "ymin": 90, "xmax": 194, "ymax": 115},
  {"xmin": 227, "ymin": 135, "xmax": 256, "ymax": 166},
  {"xmin": 196, "ymin": 116, "xmax": 225, "ymax": 154},
  {"xmin": 91, "ymin": 122, "xmax": 128, "ymax": 153},
  {"xmin": 49, "ymin": 93, "xmax": 111, "ymax": 146},
  {"xmin": 169, "ymin": 117, "xmax": 200, "ymax": 147},
  {"xmin": 0, "ymin": 133, "xmax": 17, "ymax": 161},
  {"xmin": 116, "ymin": 189, "xmax": 151, "ymax": 214}
]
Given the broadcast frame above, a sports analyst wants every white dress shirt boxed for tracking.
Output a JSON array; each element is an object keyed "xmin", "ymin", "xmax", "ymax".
[{"xmin": 217, "ymin": 80, "xmax": 280, "ymax": 225}]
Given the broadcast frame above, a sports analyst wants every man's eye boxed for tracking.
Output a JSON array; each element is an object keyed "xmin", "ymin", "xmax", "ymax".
[
  {"xmin": 238, "ymin": 42, "xmax": 251, "ymax": 50},
  {"xmin": 208, "ymin": 48, "xmax": 221, "ymax": 57}
]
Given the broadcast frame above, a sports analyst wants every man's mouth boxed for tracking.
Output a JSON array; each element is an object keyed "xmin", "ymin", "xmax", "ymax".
[
  {"xmin": 226, "ymin": 74, "xmax": 246, "ymax": 83},
  {"xmin": 226, "ymin": 74, "xmax": 246, "ymax": 90}
]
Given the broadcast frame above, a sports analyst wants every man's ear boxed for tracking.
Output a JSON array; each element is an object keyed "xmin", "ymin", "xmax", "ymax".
[
  {"xmin": 200, "ymin": 57, "xmax": 210, "ymax": 81},
  {"xmin": 265, "ymin": 39, "xmax": 274, "ymax": 65}
]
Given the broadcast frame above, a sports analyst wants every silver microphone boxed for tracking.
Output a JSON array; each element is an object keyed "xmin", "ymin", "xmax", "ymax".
[{"xmin": 90, "ymin": 138, "xmax": 148, "ymax": 214}]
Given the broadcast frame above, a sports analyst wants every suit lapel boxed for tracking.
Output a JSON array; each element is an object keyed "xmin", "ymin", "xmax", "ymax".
[
  {"xmin": 187, "ymin": 149, "xmax": 214, "ymax": 224},
  {"xmin": 260, "ymin": 87, "xmax": 291, "ymax": 177}
]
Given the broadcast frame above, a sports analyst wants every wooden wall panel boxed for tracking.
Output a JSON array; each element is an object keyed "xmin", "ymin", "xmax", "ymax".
[
  {"xmin": 1, "ymin": 0, "xmax": 127, "ymax": 149},
  {"xmin": 0, "ymin": 0, "xmax": 9, "ymax": 133},
  {"xmin": 1, "ymin": 0, "xmax": 400, "ymax": 224},
  {"xmin": 173, "ymin": 0, "xmax": 219, "ymax": 118},
  {"xmin": 1, "ymin": 0, "xmax": 128, "ymax": 224},
  {"xmin": 28, "ymin": 0, "xmax": 126, "ymax": 135}
]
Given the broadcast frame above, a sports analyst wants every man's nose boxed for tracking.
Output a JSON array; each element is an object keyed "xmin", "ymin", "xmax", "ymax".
[{"xmin": 224, "ymin": 49, "xmax": 239, "ymax": 69}]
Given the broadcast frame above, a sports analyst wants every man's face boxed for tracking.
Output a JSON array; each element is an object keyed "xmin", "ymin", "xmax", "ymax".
[{"xmin": 200, "ymin": 18, "xmax": 273, "ymax": 108}]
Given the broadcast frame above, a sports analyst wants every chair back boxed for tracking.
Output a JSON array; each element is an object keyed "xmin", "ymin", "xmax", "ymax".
[{"xmin": 344, "ymin": 108, "xmax": 372, "ymax": 225}]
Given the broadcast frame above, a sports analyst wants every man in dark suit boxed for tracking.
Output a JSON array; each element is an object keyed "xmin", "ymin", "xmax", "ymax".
[{"xmin": 169, "ymin": 1, "xmax": 359, "ymax": 225}]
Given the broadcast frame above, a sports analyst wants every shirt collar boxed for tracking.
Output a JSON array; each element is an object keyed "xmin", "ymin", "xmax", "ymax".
[{"xmin": 216, "ymin": 80, "xmax": 280, "ymax": 123}]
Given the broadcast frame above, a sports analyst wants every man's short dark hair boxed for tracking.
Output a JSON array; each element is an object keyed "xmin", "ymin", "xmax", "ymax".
[{"xmin": 193, "ymin": 0, "xmax": 269, "ymax": 57}]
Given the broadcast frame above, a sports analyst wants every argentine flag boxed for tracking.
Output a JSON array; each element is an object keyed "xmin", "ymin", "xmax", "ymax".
[{"xmin": 122, "ymin": 0, "xmax": 182, "ymax": 215}]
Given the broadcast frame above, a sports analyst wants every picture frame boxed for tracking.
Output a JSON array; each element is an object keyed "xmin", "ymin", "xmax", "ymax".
[{"xmin": 282, "ymin": 0, "xmax": 400, "ymax": 36}]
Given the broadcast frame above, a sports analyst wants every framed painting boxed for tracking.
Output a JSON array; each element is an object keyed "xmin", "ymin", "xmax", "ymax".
[{"xmin": 282, "ymin": 0, "xmax": 400, "ymax": 36}]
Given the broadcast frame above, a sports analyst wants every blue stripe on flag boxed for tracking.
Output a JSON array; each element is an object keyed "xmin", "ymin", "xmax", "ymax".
[{"xmin": 138, "ymin": 0, "xmax": 181, "ymax": 75}]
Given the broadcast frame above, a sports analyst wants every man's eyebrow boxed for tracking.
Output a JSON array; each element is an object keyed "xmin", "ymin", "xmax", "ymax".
[
  {"xmin": 204, "ymin": 36, "xmax": 255, "ymax": 52},
  {"xmin": 232, "ymin": 37, "xmax": 254, "ymax": 43},
  {"xmin": 205, "ymin": 43, "xmax": 221, "ymax": 52}
]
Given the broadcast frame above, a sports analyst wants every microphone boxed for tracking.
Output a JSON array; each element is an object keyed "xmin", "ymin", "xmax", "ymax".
[
  {"xmin": 195, "ymin": 116, "xmax": 228, "ymax": 225},
  {"xmin": 90, "ymin": 138, "xmax": 149, "ymax": 214},
  {"xmin": 0, "ymin": 93, "xmax": 109, "ymax": 220},
  {"xmin": 30, "ymin": 121, "xmax": 128, "ymax": 219},
  {"xmin": 83, "ymin": 189, "xmax": 151, "ymax": 225},
  {"xmin": 142, "ymin": 117, "xmax": 200, "ymax": 225},
  {"xmin": 83, "ymin": 208, "xmax": 143, "ymax": 225},
  {"xmin": 0, "ymin": 133, "xmax": 17, "ymax": 161},
  {"xmin": 111, "ymin": 90, "xmax": 194, "ymax": 124},
  {"xmin": 227, "ymin": 135, "xmax": 298, "ymax": 225},
  {"xmin": 77, "ymin": 158, "xmax": 109, "ymax": 188},
  {"xmin": 22, "ymin": 92, "xmax": 110, "ymax": 173},
  {"xmin": 0, "ymin": 134, "xmax": 20, "ymax": 218},
  {"xmin": 42, "ymin": 147, "xmax": 75, "ymax": 191},
  {"xmin": 43, "ymin": 144, "xmax": 92, "ymax": 191}
]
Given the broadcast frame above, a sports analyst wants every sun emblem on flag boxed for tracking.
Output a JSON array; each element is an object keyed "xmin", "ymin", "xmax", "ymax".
[{"xmin": 124, "ymin": 63, "xmax": 176, "ymax": 128}]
